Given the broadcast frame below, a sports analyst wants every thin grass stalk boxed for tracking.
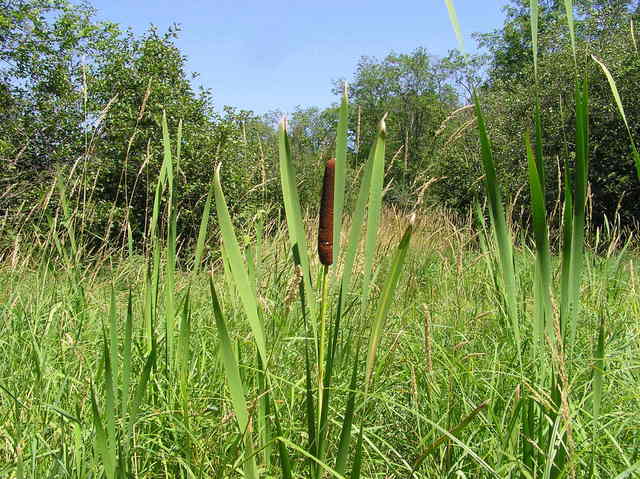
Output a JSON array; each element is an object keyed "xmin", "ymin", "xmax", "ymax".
[
  {"xmin": 317, "ymin": 158, "xmax": 335, "ymax": 440},
  {"xmin": 590, "ymin": 314, "xmax": 605, "ymax": 477},
  {"xmin": 161, "ymin": 113, "xmax": 177, "ymax": 371},
  {"xmin": 591, "ymin": 54, "xmax": 640, "ymax": 179}
]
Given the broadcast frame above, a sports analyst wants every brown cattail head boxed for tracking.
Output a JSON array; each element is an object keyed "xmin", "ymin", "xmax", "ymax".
[{"xmin": 318, "ymin": 158, "xmax": 335, "ymax": 266}]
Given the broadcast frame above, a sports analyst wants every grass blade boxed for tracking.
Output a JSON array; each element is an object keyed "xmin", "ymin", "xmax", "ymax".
[
  {"xmin": 208, "ymin": 278, "xmax": 258, "ymax": 478},
  {"xmin": 365, "ymin": 220, "xmax": 413, "ymax": 386},
  {"xmin": 360, "ymin": 117, "xmax": 387, "ymax": 313},
  {"xmin": 591, "ymin": 54, "xmax": 640, "ymax": 179},
  {"xmin": 333, "ymin": 83, "xmax": 349, "ymax": 261},
  {"xmin": 278, "ymin": 118, "xmax": 316, "ymax": 319},
  {"xmin": 213, "ymin": 163, "xmax": 267, "ymax": 363},
  {"xmin": 525, "ymin": 133, "xmax": 552, "ymax": 347},
  {"xmin": 474, "ymin": 93, "xmax": 520, "ymax": 358}
]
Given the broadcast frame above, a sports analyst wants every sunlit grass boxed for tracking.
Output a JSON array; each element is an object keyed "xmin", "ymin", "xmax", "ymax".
[{"xmin": 1, "ymin": 1, "xmax": 640, "ymax": 478}]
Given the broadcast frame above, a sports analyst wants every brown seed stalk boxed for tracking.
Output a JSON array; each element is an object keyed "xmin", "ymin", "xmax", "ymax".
[{"xmin": 318, "ymin": 158, "xmax": 335, "ymax": 266}]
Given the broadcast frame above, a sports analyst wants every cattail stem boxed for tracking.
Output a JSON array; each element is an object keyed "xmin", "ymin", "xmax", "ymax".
[
  {"xmin": 315, "ymin": 158, "xmax": 335, "ymax": 467},
  {"xmin": 316, "ymin": 263, "xmax": 330, "ymax": 448}
]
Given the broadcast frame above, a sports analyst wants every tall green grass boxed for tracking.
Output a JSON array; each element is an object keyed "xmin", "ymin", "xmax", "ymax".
[{"xmin": 0, "ymin": 2, "xmax": 639, "ymax": 477}]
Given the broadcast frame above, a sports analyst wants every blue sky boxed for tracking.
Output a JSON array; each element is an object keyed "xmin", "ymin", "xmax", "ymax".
[{"xmin": 91, "ymin": 1, "xmax": 509, "ymax": 115}]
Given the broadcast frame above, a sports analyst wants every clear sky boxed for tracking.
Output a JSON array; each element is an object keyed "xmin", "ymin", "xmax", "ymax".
[{"xmin": 90, "ymin": 1, "xmax": 509, "ymax": 115}]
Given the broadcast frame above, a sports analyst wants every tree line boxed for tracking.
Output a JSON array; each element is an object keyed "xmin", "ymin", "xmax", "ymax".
[{"xmin": 2, "ymin": 0, "xmax": 639, "ymax": 252}]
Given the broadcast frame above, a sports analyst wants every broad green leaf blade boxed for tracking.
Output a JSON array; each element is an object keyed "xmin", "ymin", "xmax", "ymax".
[
  {"xmin": 559, "ymin": 155, "xmax": 574, "ymax": 340},
  {"xmin": 91, "ymin": 384, "xmax": 115, "ymax": 479},
  {"xmin": 530, "ymin": 0, "xmax": 539, "ymax": 80},
  {"xmin": 474, "ymin": 92, "xmax": 520, "ymax": 357},
  {"xmin": 568, "ymin": 79, "xmax": 589, "ymax": 349},
  {"xmin": 162, "ymin": 112, "xmax": 177, "ymax": 368},
  {"xmin": 193, "ymin": 175, "xmax": 215, "ymax": 276},
  {"xmin": 361, "ymin": 117, "xmax": 387, "ymax": 313},
  {"xmin": 208, "ymin": 278, "xmax": 258, "ymax": 479},
  {"xmin": 333, "ymin": 83, "xmax": 349, "ymax": 261},
  {"xmin": 102, "ymin": 335, "xmax": 117, "ymax": 479},
  {"xmin": 525, "ymin": 133, "xmax": 552, "ymax": 347},
  {"xmin": 563, "ymin": 0, "xmax": 577, "ymax": 66},
  {"xmin": 278, "ymin": 118, "xmax": 316, "ymax": 318},
  {"xmin": 340, "ymin": 134, "xmax": 377, "ymax": 298},
  {"xmin": 365, "ymin": 221, "xmax": 413, "ymax": 386},
  {"xmin": 213, "ymin": 163, "xmax": 267, "ymax": 363},
  {"xmin": 443, "ymin": 0, "xmax": 465, "ymax": 53},
  {"xmin": 121, "ymin": 291, "xmax": 133, "ymax": 412}
]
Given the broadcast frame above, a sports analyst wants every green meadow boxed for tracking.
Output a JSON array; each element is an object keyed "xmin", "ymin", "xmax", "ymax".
[{"xmin": 2, "ymin": 1, "xmax": 640, "ymax": 478}]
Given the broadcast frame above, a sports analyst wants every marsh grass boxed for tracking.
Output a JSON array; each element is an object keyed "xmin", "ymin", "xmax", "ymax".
[{"xmin": 0, "ymin": 2, "xmax": 639, "ymax": 478}]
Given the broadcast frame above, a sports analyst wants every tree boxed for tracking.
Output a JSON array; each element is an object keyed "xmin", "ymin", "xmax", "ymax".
[
  {"xmin": 340, "ymin": 48, "xmax": 459, "ymax": 205},
  {"xmin": 435, "ymin": 0, "xmax": 640, "ymax": 227},
  {"xmin": 0, "ymin": 0, "xmax": 121, "ymax": 218}
]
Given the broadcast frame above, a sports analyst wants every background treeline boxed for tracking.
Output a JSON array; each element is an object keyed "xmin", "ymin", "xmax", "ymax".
[{"xmin": 2, "ymin": 0, "xmax": 640, "ymax": 252}]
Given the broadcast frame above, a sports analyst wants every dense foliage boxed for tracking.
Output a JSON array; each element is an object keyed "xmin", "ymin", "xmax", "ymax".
[
  {"xmin": 430, "ymin": 0, "xmax": 640, "ymax": 228},
  {"xmin": 3, "ymin": 0, "xmax": 640, "ymax": 250}
]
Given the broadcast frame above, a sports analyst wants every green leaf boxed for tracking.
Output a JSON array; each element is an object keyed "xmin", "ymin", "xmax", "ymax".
[
  {"xmin": 333, "ymin": 83, "xmax": 349, "ymax": 262},
  {"xmin": 592, "ymin": 54, "xmax": 640, "ymax": 179},
  {"xmin": 278, "ymin": 118, "xmax": 316, "ymax": 319},
  {"xmin": 365, "ymin": 221, "xmax": 413, "ymax": 386},
  {"xmin": 213, "ymin": 163, "xmax": 267, "ymax": 363},
  {"xmin": 208, "ymin": 278, "xmax": 258, "ymax": 479},
  {"xmin": 443, "ymin": 0, "xmax": 465, "ymax": 53}
]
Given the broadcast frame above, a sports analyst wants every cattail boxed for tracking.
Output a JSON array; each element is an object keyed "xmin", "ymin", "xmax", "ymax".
[{"xmin": 318, "ymin": 158, "xmax": 335, "ymax": 266}]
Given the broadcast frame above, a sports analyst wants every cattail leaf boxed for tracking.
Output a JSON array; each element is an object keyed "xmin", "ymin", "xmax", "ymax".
[
  {"xmin": 208, "ymin": 278, "xmax": 258, "ymax": 479},
  {"xmin": 563, "ymin": 0, "xmax": 577, "ymax": 66},
  {"xmin": 365, "ymin": 221, "xmax": 413, "ymax": 386},
  {"xmin": 567, "ymin": 78, "xmax": 589, "ymax": 349},
  {"xmin": 193, "ymin": 175, "xmax": 215, "ymax": 276},
  {"xmin": 333, "ymin": 84, "xmax": 349, "ymax": 261},
  {"xmin": 340, "ymin": 132, "xmax": 377, "ymax": 299},
  {"xmin": 213, "ymin": 163, "xmax": 267, "ymax": 363},
  {"xmin": 361, "ymin": 117, "xmax": 386, "ymax": 313},
  {"xmin": 530, "ymin": 0, "xmax": 539, "ymax": 80},
  {"xmin": 278, "ymin": 118, "xmax": 317, "ymax": 318},
  {"xmin": 121, "ymin": 291, "xmax": 133, "ymax": 412},
  {"xmin": 474, "ymin": 93, "xmax": 520, "ymax": 358},
  {"xmin": 525, "ymin": 133, "xmax": 552, "ymax": 347},
  {"xmin": 162, "ymin": 113, "xmax": 177, "ymax": 368},
  {"xmin": 443, "ymin": 0, "xmax": 465, "ymax": 53}
]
